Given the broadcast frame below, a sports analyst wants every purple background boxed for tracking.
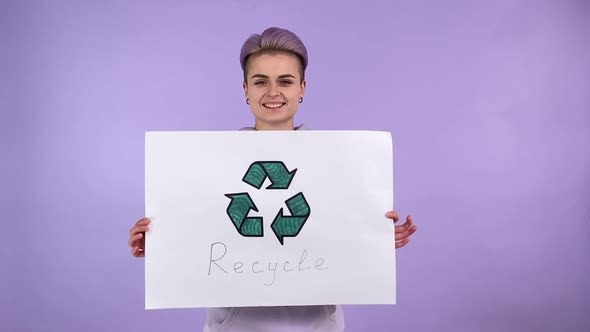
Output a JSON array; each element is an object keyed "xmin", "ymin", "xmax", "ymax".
[{"xmin": 3, "ymin": 0, "xmax": 589, "ymax": 331}]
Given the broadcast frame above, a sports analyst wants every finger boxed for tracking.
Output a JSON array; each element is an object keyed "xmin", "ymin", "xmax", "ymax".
[
  {"xmin": 131, "ymin": 246, "xmax": 139, "ymax": 257},
  {"xmin": 394, "ymin": 215, "xmax": 414, "ymax": 233},
  {"xmin": 395, "ymin": 224, "xmax": 417, "ymax": 241},
  {"xmin": 129, "ymin": 218, "xmax": 151, "ymax": 234},
  {"xmin": 128, "ymin": 233, "xmax": 143, "ymax": 247},
  {"xmin": 385, "ymin": 211, "xmax": 400, "ymax": 222},
  {"xmin": 129, "ymin": 224, "xmax": 149, "ymax": 236},
  {"xmin": 131, "ymin": 245, "xmax": 146, "ymax": 257},
  {"xmin": 395, "ymin": 237, "xmax": 410, "ymax": 249}
]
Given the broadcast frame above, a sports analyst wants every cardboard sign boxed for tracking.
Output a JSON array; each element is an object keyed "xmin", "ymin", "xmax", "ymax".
[{"xmin": 145, "ymin": 131, "xmax": 395, "ymax": 309}]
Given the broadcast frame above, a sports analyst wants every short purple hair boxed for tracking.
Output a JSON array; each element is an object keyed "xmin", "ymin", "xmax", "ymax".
[{"xmin": 240, "ymin": 27, "xmax": 308, "ymax": 82}]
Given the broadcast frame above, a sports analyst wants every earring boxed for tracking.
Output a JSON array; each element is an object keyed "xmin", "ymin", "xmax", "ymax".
[
  {"xmin": 298, "ymin": 97, "xmax": 303, "ymax": 103},
  {"xmin": 246, "ymin": 98, "xmax": 250, "ymax": 105}
]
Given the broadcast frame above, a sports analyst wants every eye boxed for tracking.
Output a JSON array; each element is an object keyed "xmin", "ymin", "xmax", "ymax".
[
  {"xmin": 254, "ymin": 80, "xmax": 267, "ymax": 86},
  {"xmin": 279, "ymin": 80, "xmax": 293, "ymax": 86}
]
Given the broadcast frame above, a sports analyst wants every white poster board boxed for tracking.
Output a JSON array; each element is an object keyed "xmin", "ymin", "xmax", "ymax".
[{"xmin": 145, "ymin": 130, "xmax": 395, "ymax": 309}]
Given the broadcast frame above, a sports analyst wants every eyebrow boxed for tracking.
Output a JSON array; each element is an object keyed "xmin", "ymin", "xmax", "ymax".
[{"xmin": 250, "ymin": 74, "xmax": 296, "ymax": 80}]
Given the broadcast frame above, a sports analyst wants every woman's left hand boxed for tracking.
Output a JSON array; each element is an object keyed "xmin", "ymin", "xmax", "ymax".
[{"xmin": 386, "ymin": 211, "xmax": 417, "ymax": 249}]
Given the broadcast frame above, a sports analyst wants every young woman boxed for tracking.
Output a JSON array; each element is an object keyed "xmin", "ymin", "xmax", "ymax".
[{"xmin": 128, "ymin": 27, "xmax": 417, "ymax": 332}]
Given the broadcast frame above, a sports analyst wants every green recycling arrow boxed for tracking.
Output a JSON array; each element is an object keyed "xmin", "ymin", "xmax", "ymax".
[
  {"xmin": 271, "ymin": 192, "xmax": 311, "ymax": 245},
  {"xmin": 242, "ymin": 161, "xmax": 297, "ymax": 190},
  {"xmin": 224, "ymin": 193, "xmax": 263, "ymax": 237}
]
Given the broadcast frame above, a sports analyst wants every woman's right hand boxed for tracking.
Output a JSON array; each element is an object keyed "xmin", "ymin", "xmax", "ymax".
[{"xmin": 129, "ymin": 218, "xmax": 150, "ymax": 257}]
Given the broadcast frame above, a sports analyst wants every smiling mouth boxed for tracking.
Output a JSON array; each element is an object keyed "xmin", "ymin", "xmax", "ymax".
[{"xmin": 263, "ymin": 102, "xmax": 286, "ymax": 110}]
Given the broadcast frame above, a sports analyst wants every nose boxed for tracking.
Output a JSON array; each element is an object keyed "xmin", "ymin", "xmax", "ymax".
[{"xmin": 267, "ymin": 82, "xmax": 280, "ymax": 97}]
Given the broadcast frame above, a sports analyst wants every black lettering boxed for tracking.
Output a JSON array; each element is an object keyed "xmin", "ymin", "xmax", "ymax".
[
  {"xmin": 264, "ymin": 262, "xmax": 279, "ymax": 286},
  {"xmin": 298, "ymin": 250, "xmax": 311, "ymax": 271},
  {"xmin": 315, "ymin": 258, "xmax": 328, "ymax": 270},
  {"xmin": 208, "ymin": 242, "xmax": 227, "ymax": 275},
  {"xmin": 233, "ymin": 262, "xmax": 244, "ymax": 273},
  {"xmin": 252, "ymin": 261, "xmax": 263, "ymax": 273}
]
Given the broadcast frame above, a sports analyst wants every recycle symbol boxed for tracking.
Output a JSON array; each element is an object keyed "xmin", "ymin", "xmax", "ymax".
[{"xmin": 224, "ymin": 161, "xmax": 311, "ymax": 245}]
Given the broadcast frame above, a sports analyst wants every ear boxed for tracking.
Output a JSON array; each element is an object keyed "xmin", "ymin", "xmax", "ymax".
[
  {"xmin": 243, "ymin": 81, "xmax": 248, "ymax": 98},
  {"xmin": 300, "ymin": 80, "xmax": 306, "ymax": 98}
]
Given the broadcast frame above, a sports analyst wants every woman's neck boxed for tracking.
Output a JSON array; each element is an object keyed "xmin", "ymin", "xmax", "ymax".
[{"xmin": 254, "ymin": 119, "xmax": 295, "ymax": 131}]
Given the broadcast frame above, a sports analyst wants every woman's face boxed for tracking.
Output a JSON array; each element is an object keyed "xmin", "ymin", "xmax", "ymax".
[{"xmin": 243, "ymin": 53, "xmax": 306, "ymax": 130}]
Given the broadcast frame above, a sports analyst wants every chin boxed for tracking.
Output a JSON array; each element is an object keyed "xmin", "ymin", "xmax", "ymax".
[{"xmin": 256, "ymin": 112, "xmax": 296, "ymax": 122}]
